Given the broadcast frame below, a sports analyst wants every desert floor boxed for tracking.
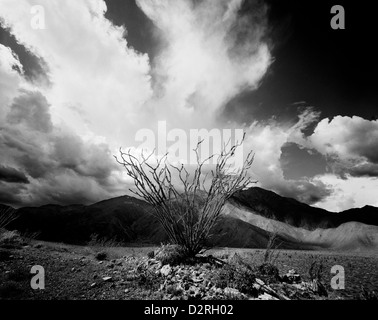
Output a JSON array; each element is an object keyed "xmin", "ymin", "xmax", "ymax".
[{"xmin": 1, "ymin": 240, "xmax": 377, "ymax": 300}]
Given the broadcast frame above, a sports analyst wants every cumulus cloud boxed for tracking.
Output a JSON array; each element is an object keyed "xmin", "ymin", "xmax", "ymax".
[
  {"xmin": 0, "ymin": 87, "xmax": 125, "ymax": 206},
  {"xmin": 0, "ymin": 0, "xmax": 271, "ymax": 140},
  {"xmin": 303, "ymin": 116, "xmax": 378, "ymax": 178},
  {"xmin": 310, "ymin": 116, "xmax": 378, "ymax": 162},
  {"xmin": 2, "ymin": 0, "xmax": 374, "ymax": 212},
  {"xmin": 241, "ymin": 110, "xmax": 333, "ymax": 205},
  {"xmin": 0, "ymin": 0, "xmax": 274, "ymax": 207},
  {"xmin": 282, "ymin": 115, "xmax": 378, "ymax": 210},
  {"xmin": 313, "ymin": 174, "xmax": 378, "ymax": 212},
  {"xmin": 0, "ymin": 0, "xmax": 152, "ymax": 144},
  {"xmin": 136, "ymin": 0, "xmax": 271, "ymax": 128}
]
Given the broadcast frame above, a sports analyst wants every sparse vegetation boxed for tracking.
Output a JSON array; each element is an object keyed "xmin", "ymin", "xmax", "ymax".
[
  {"xmin": 87, "ymin": 233, "xmax": 123, "ymax": 247},
  {"xmin": 212, "ymin": 253, "xmax": 257, "ymax": 296},
  {"xmin": 1, "ymin": 240, "xmax": 377, "ymax": 300},
  {"xmin": 263, "ymin": 232, "xmax": 281, "ymax": 265},
  {"xmin": 136, "ymin": 261, "xmax": 161, "ymax": 290},
  {"xmin": 0, "ymin": 206, "xmax": 17, "ymax": 230},
  {"xmin": 154, "ymin": 243, "xmax": 187, "ymax": 265},
  {"xmin": 358, "ymin": 286, "xmax": 378, "ymax": 300},
  {"xmin": 95, "ymin": 251, "xmax": 108, "ymax": 261},
  {"xmin": 0, "ymin": 230, "xmax": 25, "ymax": 249}
]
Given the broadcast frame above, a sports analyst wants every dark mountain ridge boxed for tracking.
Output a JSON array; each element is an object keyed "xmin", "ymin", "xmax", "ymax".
[{"xmin": 2, "ymin": 187, "xmax": 377, "ymax": 250}]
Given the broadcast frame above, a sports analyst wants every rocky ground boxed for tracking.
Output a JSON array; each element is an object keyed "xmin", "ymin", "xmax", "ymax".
[{"xmin": 0, "ymin": 234, "xmax": 377, "ymax": 300}]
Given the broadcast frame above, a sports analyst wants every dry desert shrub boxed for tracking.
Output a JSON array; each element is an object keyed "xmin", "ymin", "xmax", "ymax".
[
  {"xmin": 87, "ymin": 233, "xmax": 123, "ymax": 247},
  {"xmin": 154, "ymin": 243, "xmax": 187, "ymax": 265},
  {"xmin": 211, "ymin": 253, "xmax": 257, "ymax": 296},
  {"xmin": 0, "ymin": 230, "xmax": 24, "ymax": 248},
  {"xmin": 116, "ymin": 136, "xmax": 255, "ymax": 258}
]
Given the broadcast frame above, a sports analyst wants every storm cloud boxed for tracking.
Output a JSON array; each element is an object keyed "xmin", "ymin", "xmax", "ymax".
[
  {"xmin": 0, "ymin": 165, "xmax": 29, "ymax": 184},
  {"xmin": 0, "ymin": 0, "xmax": 377, "ymax": 211}
]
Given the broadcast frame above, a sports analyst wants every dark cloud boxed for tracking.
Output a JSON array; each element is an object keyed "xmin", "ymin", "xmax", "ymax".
[
  {"xmin": 1, "ymin": 128, "xmax": 53, "ymax": 179},
  {"xmin": 328, "ymin": 159, "xmax": 378, "ymax": 179},
  {"xmin": 271, "ymin": 179, "xmax": 333, "ymax": 205},
  {"xmin": 0, "ymin": 88, "xmax": 122, "ymax": 207},
  {"xmin": 0, "ymin": 165, "xmax": 29, "ymax": 183},
  {"xmin": 0, "ymin": 182, "xmax": 25, "ymax": 206},
  {"xmin": 52, "ymin": 133, "xmax": 117, "ymax": 182},
  {"xmin": 7, "ymin": 90, "xmax": 53, "ymax": 133},
  {"xmin": 280, "ymin": 142, "xmax": 327, "ymax": 180},
  {"xmin": 0, "ymin": 25, "xmax": 51, "ymax": 86},
  {"xmin": 348, "ymin": 164, "xmax": 378, "ymax": 178}
]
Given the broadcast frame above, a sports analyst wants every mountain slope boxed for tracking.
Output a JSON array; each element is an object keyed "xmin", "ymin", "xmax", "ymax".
[
  {"xmin": 222, "ymin": 201, "xmax": 378, "ymax": 251},
  {"xmin": 7, "ymin": 195, "xmax": 304, "ymax": 249},
  {"xmin": 3, "ymin": 187, "xmax": 378, "ymax": 251},
  {"xmin": 232, "ymin": 187, "xmax": 378, "ymax": 229}
]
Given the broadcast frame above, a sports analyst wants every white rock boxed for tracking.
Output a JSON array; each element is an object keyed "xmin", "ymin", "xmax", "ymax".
[
  {"xmin": 160, "ymin": 265, "xmax": 172, "ymax": 277},
  {"xmin": 224, "ymin": 287, "xmax": 241, "ymax": 297},
  {"xmin": 258, "ymin": 293, "xmax": 279, "ymax": 300}
]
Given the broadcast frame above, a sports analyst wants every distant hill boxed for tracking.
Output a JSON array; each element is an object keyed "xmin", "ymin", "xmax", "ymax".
[
  {"xmin": 3, "ymin": 187, "xmax": 378, "ymax": 251},
  {"xmin": 221, "ymin": 200, "xmax": 378, "ymax": 251},
  {"xmin": 231, "ymin": 187, "xmax": 378, "ymax": 229}
]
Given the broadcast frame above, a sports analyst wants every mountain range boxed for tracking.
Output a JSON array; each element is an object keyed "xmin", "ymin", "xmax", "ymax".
[{"xmin": 2, "ymin": 187, "xmax": 378, "ymax": 252}]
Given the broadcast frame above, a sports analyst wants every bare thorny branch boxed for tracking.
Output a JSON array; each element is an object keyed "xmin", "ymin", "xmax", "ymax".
[
  {"xmin": 115, "ymin": 134, "xmax": 256, "ymax": 256},
  {"xmin": 0, "ymin": 206, "xmax": 18, "ymax": 230}
]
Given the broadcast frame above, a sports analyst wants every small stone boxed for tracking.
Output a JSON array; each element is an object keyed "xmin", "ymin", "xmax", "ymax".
[
  {"xmin": 282, "ymin": 269, "xmax": 301, "ymax": 284},
  {"xmin": 126, "ymin": 274, "xmax": 136, "ymax": 281},
  {"xmin": 192, "ymin": 277, "xmax": 203, "ymax": 283},
  {"xmin": 71, "ymin": 267, "xmax": 76, "ymax": 272},
  {"xmin": 258, "ymin": 293, "xmax": 279, "ymax": 300},
  {"xmin": 102, "ymin": 276, "xmax": 112, "ymax": 282},
  {"xmin": 253, "ymin": 283, "xmax": 261, "ymax": 290},
  {"xmin": 213, "ymin": 287, "xmax": 223, "ymax": 295},
  {"xmin": 161, "ymin": 265, "xmax": 172, "ymax": 277},
  {"xmin": 124, "ymin": 289, "xmax": 129, "ymax": 293},
  {"xmin": 224, "ymin": 287, "xmax": 241, "ymax": 297},
  {"xmin": 90, "ymin": 283, "xmax": 96, "ymax": 288}
]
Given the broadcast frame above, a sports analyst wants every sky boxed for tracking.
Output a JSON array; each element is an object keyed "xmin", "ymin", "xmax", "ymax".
[{"xmin": 0, "ymin": 0, "xmax": 377, "ymax": 212}]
